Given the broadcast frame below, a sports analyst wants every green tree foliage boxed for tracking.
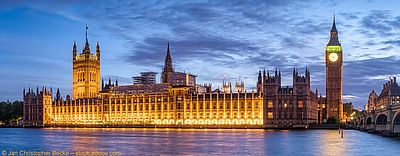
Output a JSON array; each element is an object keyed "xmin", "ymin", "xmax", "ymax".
[
  {"xmin": 327, "ymin": 116, "xmax": 339, "ymax": 124},
  {"xmin": 0, "ymin": 101, "xmax": 23, "ymax": 124}
]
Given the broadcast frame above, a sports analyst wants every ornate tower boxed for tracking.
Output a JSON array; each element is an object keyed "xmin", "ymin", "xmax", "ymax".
[
  {"xmin": 325, "ymin": 16, "xmax": 343, "ymax": 121},
  {"xmin": 263, "ymin": 69, "xmax": 281, "ymax": 126},
  {"xmin": 161, "ymin": 42, "xmax": 174, "ymax": 84},
  {"xmin": 72, "ymin": 26, "xmax": 101, "ymax": 99},
  {"xmin": 256, "ymin": 70, "xmax": 263, "ymax": 93},
  {"xmin": 293, "ymin": 68, "xmax": 310, "ymax": 96}
]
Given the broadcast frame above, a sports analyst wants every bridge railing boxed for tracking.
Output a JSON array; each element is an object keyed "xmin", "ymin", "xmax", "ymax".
[
  {"xmin": 394, "ymin": 125, "xmax": 400, "ymax": 133},
  {"xmin": 366, "ymin": 124, "xmax": 374, "ymax": 130},
  {"xmin": 376, "ymin": 124, "xmax": 388, "ymax": 131}
]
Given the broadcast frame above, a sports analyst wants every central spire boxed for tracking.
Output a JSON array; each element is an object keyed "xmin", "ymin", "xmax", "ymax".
[
  {"xmin": 164, "ymin": 42, "xmax": 173, "ymax": 72},
  {"xmin": 86, "ymin": 24, "xmax": 88, "ymax": 43},
  {"xmin": 83, "ymin": 25, "xmax": 90, "ymax": 54},
  {"xmin": 161, "ymin": 42, "xmax": 174, "ymax": 84}
]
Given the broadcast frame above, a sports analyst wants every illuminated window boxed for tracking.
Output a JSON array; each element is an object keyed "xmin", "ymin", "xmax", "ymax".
[
  {"xmin": 298, "ymin": 101, "xmax": 303, "ymax": 108},
  {"xmin": 284, "ymin": 103, "xmax": 287, "ymax": 108},
  {"xmin": 268, "ymin": 112, "xmax": 273, "ymax": 118},
  {"xmin": 268, "ymin": 100, "xmax": 273, "ymax": 108}
]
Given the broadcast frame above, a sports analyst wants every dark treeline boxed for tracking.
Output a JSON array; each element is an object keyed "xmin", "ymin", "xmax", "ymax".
[{"xmin": 0, "ymin": 101, "xmax": 23, "ymax": 124}]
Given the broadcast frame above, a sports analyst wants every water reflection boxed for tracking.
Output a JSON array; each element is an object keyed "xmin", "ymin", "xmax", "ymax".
[
  {"xmin": 0, "ymin": 128, "xmax": 399, "ymax": 155},
  {"xmin": 320, "ymin": 130, "xmax": 346, "ymax": 156}
]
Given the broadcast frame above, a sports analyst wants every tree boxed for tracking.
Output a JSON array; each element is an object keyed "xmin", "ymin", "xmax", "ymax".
[
  {"xmin": 327, "ymin": 116, "xmax": 339, "ymax": 124},
  {"xmin": 0, "ymin": 101, "xmax": 23, "ymax": 125}
]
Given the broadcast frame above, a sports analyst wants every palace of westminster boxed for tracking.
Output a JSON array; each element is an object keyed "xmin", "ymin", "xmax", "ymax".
[{"xmin": 23, "ymin": 18, "xmax": 344, "ymax": 128}]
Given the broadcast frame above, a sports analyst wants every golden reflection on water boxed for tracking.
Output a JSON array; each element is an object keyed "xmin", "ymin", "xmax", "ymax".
[
  {"xmin": 320, "ymin": 130, "xmax": 346, "ymax": 156},
  {"xmin": 39, "ymin": 128, "xmax": 364, "ymax": 155}
]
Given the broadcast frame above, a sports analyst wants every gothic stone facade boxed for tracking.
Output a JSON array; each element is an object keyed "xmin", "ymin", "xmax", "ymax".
[
  {"xmin": 259, "ymin": 68, "xmax": 320, "ymax": 128},
  {"xmin": 23, "ymin": 26, "xmax": 329, "ymax": 128}
]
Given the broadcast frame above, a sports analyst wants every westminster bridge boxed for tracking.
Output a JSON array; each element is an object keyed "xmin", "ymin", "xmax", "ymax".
[{"xmin": 353, "ymin": 103, "xmax": 400, "ymax": 136}]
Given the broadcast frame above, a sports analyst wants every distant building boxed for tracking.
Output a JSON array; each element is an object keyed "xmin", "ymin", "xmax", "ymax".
[
  {"xmin": 366, "ymin": 77, "xmax": 400, "ymax": 111},
  {"xmin": 365, "ymin": 90, "xmax": 378, "ymax": 112},
  {"xmin": 195, "ymin": 84, "xmax": 212, "ymax": 94},
  {"xmin": 171, "ymin": 72, "xmax": 196, "ymax": 87},
  {"xmin": 343, "ymin": 102, "xmax": 354, "ymax": 120},
  {"xmin": 133, "ymin": 72, "xmax": 157, "ymax": 84}
]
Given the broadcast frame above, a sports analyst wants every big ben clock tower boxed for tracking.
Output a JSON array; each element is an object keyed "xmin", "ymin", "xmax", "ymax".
[{"xmin": 325, "ymin": 16, "xmax": 343, "ymax": 122}]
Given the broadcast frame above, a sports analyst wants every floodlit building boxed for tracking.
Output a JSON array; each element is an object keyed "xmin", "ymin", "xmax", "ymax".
[
  {"xmin": 23, "ymin": 24, "xmax": 331, "ymax": 128},
  {"xmin": 23, "ymin": 31, "xmax": 263, "ymax": 127}
]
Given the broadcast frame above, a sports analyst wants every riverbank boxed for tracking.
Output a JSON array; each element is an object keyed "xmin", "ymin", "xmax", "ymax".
[
  {"xmin": 1, "ymin": 128, "xmax": 400, "ymax": 155},
  {"xmin": 1, "ymin": 124, "xmax": 343, "ymax": 130},
  {"xmin": 348, "ymin": 126, "xmax": 400, "ymax": 137}
]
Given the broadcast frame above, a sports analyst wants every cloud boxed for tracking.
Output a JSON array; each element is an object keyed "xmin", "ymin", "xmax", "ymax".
[
  {"xmin": 3, "ymin": 0, "xmax": 400, "ymax": 110},
  {"xmin": 360, "ymin": 10, "xmax": 400, "ymax": 39},
  {"xmin": 343, "ymin": 95, "xmax": 359, "ymax": 102},
  {"xmin": 340, "ymin": 12, "xmax": 361, "ymax": 20},
  {"xmin": 382, "ymin": 40, "xmax": 400, "ymax": 47}
]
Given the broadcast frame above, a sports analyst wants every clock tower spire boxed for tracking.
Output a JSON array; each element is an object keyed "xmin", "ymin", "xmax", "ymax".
[{"xmin": 325, "ymin": 15, "xmax": 343, "ymax": 122}]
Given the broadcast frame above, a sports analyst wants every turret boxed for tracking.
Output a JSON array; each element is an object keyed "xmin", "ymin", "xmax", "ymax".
[
  {"xmin": 263, "ymin": 69, "xmax": 266, "ymax": 81},
  {"xmin": 293, "ymin": 67, "xmax": 296, "ymax": 77},
  {"xmin": 235, "ymin": 77, "xmax": 245, "ymax": 93},
  {"xmin": 96, "ymin": 42, "xmax": 100, "ymax": 60},
  {"xmin": 257, "ymin": 71, "xmax": 262, "ymax": 85},
  {"xmin": 101, "ymin": 78, "xmax": 104, "ymax": 90},
  {"xmin": 73, "ymin": 41, "xmax": 77, "ymax": 60},
  {"xmin": 56, "ymin": 88, "xmax": 61, "ymax": 101},
  {"xmin": 278, "ymin": 70, "xmax": 281, "ymax": 77},
  {"xmin": 265, "ymin": 68, "xmax": 281, "ymax": 95},
  {"xmin": 306, "ymin": 67, "xmax": 310, "ymax": 86},
  {"xmin": 293, "ymin": 67, "xmax": 310, "ymax": 95},
  {"xmin": 257, "ymin": 71, "xmax": 263, "ymax": 93}
]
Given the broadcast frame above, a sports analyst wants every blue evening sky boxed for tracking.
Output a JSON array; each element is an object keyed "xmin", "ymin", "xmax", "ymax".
[{"xmin": 1, "ymin": 0, "xmax": 400, "ymax": 109}]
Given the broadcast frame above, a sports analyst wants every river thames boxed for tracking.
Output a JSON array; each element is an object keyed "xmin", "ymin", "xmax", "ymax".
[{"xmin": 0, "ymin": 128, "xmax": 399, "ymax": 155}]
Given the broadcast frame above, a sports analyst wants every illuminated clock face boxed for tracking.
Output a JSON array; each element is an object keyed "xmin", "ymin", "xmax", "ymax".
[{"xmin": 329, "ymin": 53, "xmax": 339, "ymax": 62}]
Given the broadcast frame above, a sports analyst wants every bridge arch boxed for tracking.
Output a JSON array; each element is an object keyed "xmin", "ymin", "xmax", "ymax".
[
  {"xmin": 376, "ymin": 114, "xmax": 387, "ymax": 125},
  {"xmin": 366, "ymin": 117, "xmax": 372, "ymax": 125},
  {"xmin": 393, "ymin": 111, "xmax": 400, "ymax": 133}
]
